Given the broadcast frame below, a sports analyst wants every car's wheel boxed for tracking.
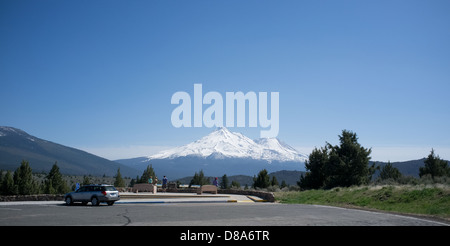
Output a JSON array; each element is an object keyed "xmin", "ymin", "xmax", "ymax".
[
  {"xmin": 107, "ymin": 201, "xmax": 115, "ymax": 206},
  {"xmin": 91, "ymin": 197, "xmax": 100, "ymax": 206},
  {"xmin": 65, "ymin": 196, "xmax": 73, "ymax": 206}
]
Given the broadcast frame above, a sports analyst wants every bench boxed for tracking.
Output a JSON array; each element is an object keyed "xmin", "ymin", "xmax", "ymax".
[{"xmin": 197, "ymin": 185, "xmax": 218, "ymax": 195}]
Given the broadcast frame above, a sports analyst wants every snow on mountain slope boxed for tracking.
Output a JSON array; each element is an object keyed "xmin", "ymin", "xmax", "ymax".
[
  {"xmin": 254, "ymin": 137, "xmax": 307, "ymax": 162},
  {"xmin": 149, "ymin": 127, "xmax": 307, "ymax": 162}
]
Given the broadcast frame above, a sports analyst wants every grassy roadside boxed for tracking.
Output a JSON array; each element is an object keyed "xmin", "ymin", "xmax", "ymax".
[{"xmin": 274, "ymin": 185, "xmax": 450, "ymax": 220}]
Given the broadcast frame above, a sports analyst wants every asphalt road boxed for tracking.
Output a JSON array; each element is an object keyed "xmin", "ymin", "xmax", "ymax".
[{"xmin": 0, "ymin": 201, "xmax": 448, "ymax": 226}]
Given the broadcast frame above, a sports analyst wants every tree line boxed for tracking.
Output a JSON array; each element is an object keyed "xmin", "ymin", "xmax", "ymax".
[
  {"xmin": 298, "ymin": 130, "xmax": 450, "ymax": 190},
  {"xmin": 0, "ymin": 160, "xmax": 70, "ymax": 195},
  {"xmin": 188, "ymin": 170, "xmax": 245, "ymax": 189},
  {"xmin": 0, "ymin": 160, "xmax": 151, "ymax": 195}
]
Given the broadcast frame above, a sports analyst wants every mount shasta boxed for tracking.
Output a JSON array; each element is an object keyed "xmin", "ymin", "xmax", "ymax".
[
  {"xmin": 1, "ymin": 126, "xmax": 439, "ymax": 181},
  {"xmin": 117, "ymin": 127, "xmax": 307, "ymax": 179}
]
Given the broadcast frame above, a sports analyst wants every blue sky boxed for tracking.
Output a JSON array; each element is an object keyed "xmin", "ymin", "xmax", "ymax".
[{"xmin": 1, "ymin": 0, "xmax": 449, "ymax": 161}]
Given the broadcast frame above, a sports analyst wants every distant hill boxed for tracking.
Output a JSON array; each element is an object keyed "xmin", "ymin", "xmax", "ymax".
[
  {"xmin": 0, "ymin": 126, "xmax": 139, "ymax": 177},
  {"xmin": 173, "ymin": 170, "xmax": 305, "ymax": 187},
  {"xmin": 174, "ymin": 174, "xmax": 255, "ymax": 187},
  {"xmin": 269, "ymin": 170, "xmax": 305, "ymax": 186},
  {"xmin": 171, "ymin": 158, "xmax": 446, "ymax": 187},
  {"xmin": 371, "ymin": 159, "xmax": 432, "ymax": 178}
]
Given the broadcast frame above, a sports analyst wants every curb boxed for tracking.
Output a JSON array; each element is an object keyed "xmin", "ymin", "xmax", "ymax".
[
  {"xmin": 116, "ymin": 199, "xmax": 241, "ymax": 204},
  {"xmin": 246, "ymin": 195, "xmax": 267, "ymax": 202},
  {"xmin": 119, "ymin": 194, "xmax": 230, "ymax": 199}
]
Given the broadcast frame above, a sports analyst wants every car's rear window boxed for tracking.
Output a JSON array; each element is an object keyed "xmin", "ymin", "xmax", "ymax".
[{"xmin": 104, "ymin": 186, "xmax": 117, "ymax": 191}]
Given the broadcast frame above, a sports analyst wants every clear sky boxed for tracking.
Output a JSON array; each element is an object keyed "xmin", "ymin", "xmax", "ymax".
[{"xmin": 1, "ymin": 0, "xmax": 449, "ymax": 161}]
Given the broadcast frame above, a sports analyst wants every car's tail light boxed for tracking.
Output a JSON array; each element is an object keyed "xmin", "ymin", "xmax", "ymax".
[{"xmin": 101, "ymin": 191, "xmax": 107, "ymax": 196}]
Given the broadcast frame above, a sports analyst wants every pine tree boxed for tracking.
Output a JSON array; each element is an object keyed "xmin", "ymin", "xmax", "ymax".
[
  {"xmin": 298, "ymin": 130, "xmax": 373, "ymax": 190},
  {"xmin": 270, "ymin": 175, "xmax": 279, "ymax": 187},
  {"xmin": 231, "ymin": 180, "xmax": 240, "ymax": 189},
  {"xmin": 420, "ymin": 149, "xmax": 449, "ymax": 178},
  {"xmin": 0, "ymin": 171, "xmax": 3, "ymax": 192},
  {"xmin": 140, "ymin": 165, "xmax": 156, "ymax": 183},
  {"xmin": 379, "ymin": 161, "xmax": 402, "ymax": 181},
  {"xmin": 298, "ymin": 146, "xmax": 329, "ymax": 189},
  {"xmin": 45, "ymin": 162, "xmax": 69, "ymax": 194},
  {"xmin": 44, "ymin": 179, "xmax": 55, "ymax": 194},
  {"xmin": 253, "ymin": 169, "xmax": 270, "ymax": 189},
  {"xmin": 324, "ymin": 130, "xmax": 372, "ymax": 188},
  {"xmin": 114, "ymin": 168, "xmax": 126, "ymax": 187},
  {"xmin": 220, "ymin": 174, "xmax": 229, "ymax": 189},
  {"xmin": 129, "ymin": 178, "xmax": 136, "ymax": 187},
  {"xmin": 189, "ymin": 170, "xmax": 209, "ymax": 187},
  {"xmin": 1, "ymin": 170, "xmax": 15, "ymax": 195},
  {"xmin": 13, "ymin": 160, "xmax": 37, "ymax": 195}
]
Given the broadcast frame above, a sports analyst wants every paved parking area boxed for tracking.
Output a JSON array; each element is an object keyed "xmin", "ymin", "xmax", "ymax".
[{"xmin": 0, "ymin": 197, "xmax": 448, "ymax": 226}]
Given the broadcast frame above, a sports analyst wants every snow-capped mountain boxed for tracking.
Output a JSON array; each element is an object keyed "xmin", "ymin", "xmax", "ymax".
[
  {"xmin": 113, "ymin": 127, "xmax": 307, "ymax": 179},
  {"xmin": 148, "ymin": 127, "xmax": 307, "ymax": 162}
]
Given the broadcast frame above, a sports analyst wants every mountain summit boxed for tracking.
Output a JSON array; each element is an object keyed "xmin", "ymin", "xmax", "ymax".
[
  {"xmin": 118, "ymin": 127, "xmax": 307, "ymax": 178},
  {"xmin": 149, "ymin": 127, "xmax": 307, "ymax": 162}
]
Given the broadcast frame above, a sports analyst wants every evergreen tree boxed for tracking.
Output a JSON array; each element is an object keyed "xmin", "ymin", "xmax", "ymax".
[
  {"xmin": 189, "ymin": 170, "xmax": 209, "ymax": 187},
  {"xmin": 253, "ymin": 169, "xmax": 270, "ymax": 189},
  {"xmin": 1, "ymin": 170, "xmax": 15, "ymax": 195},
  {"xmin": 298, "ymin": 146, "xmax": 329, "ymax": 189},
  {"xmin": 231, "ymin": 180, "xmax": 240, "ymax": 189},
  {"xmin": 220, "ymin": 174, "xmax": 229, "ymax": 189},
  {"xmin": 44, "ymin": 162, "xmax": 69, "ymax": 194},
  {"xmin": 114, "ymin": 168, "xmax": 126, "ymax": 187},
  {"xmin": 419, "ymin": 149, "xmax": 449, "ymax": 178},
  {"xmin": 129, "ymin": 178, "xmax": 136, "ymax": 187},
  {"xmin": 82, "ymin": 175, "xmax": 91, "ymax": 185},
  {"xmin": 0, "ymin": 171, "xmax": 4, "ymax": 195},
  {"xmin": 378, "ymin": 161, "xmax": 402, "ymax": 181},
  {"xmin": 140, "ymin": 165, "xmax": 156, "ymax": 183},
  {"xmin": 270, "ymin": 175, "xmax": 279, "ymax": 187},
  {"xmin": 44, "ymin": 179, "xmax": 55, "ymax": 194},
  {"xmin": 0, "ymin": 171, "xmax": 3, "ymax": 192},
  {"xmin": 298, "ymin": 130, "xmax": 373, "ymax": 190},
  {"xmin": 323, "ymin": 130, "xmax": 372, "ymax": 188},
  {"xmin": 13, "ymin": 160, "xmax": 38, "ymax": 195}
]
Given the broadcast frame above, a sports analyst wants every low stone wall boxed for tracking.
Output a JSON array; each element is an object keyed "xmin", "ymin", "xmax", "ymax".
[
  {"xmin": 0, "ymin": 194, "xmax": 64, "ymax": 202},
  {"xmin": 218, "ymin": 189, "xmax": 275, "ymax": 202},
  {"xmin": 130, "ymin": 186, "xmax": 274, "ymax": 202},
  {"xmin": 0, "ymin": 188, "xmax": 275, "ymax": 202},
  {"xmin": 120, "ymin": 186, "xmax": 274, "ymax": 201}
]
